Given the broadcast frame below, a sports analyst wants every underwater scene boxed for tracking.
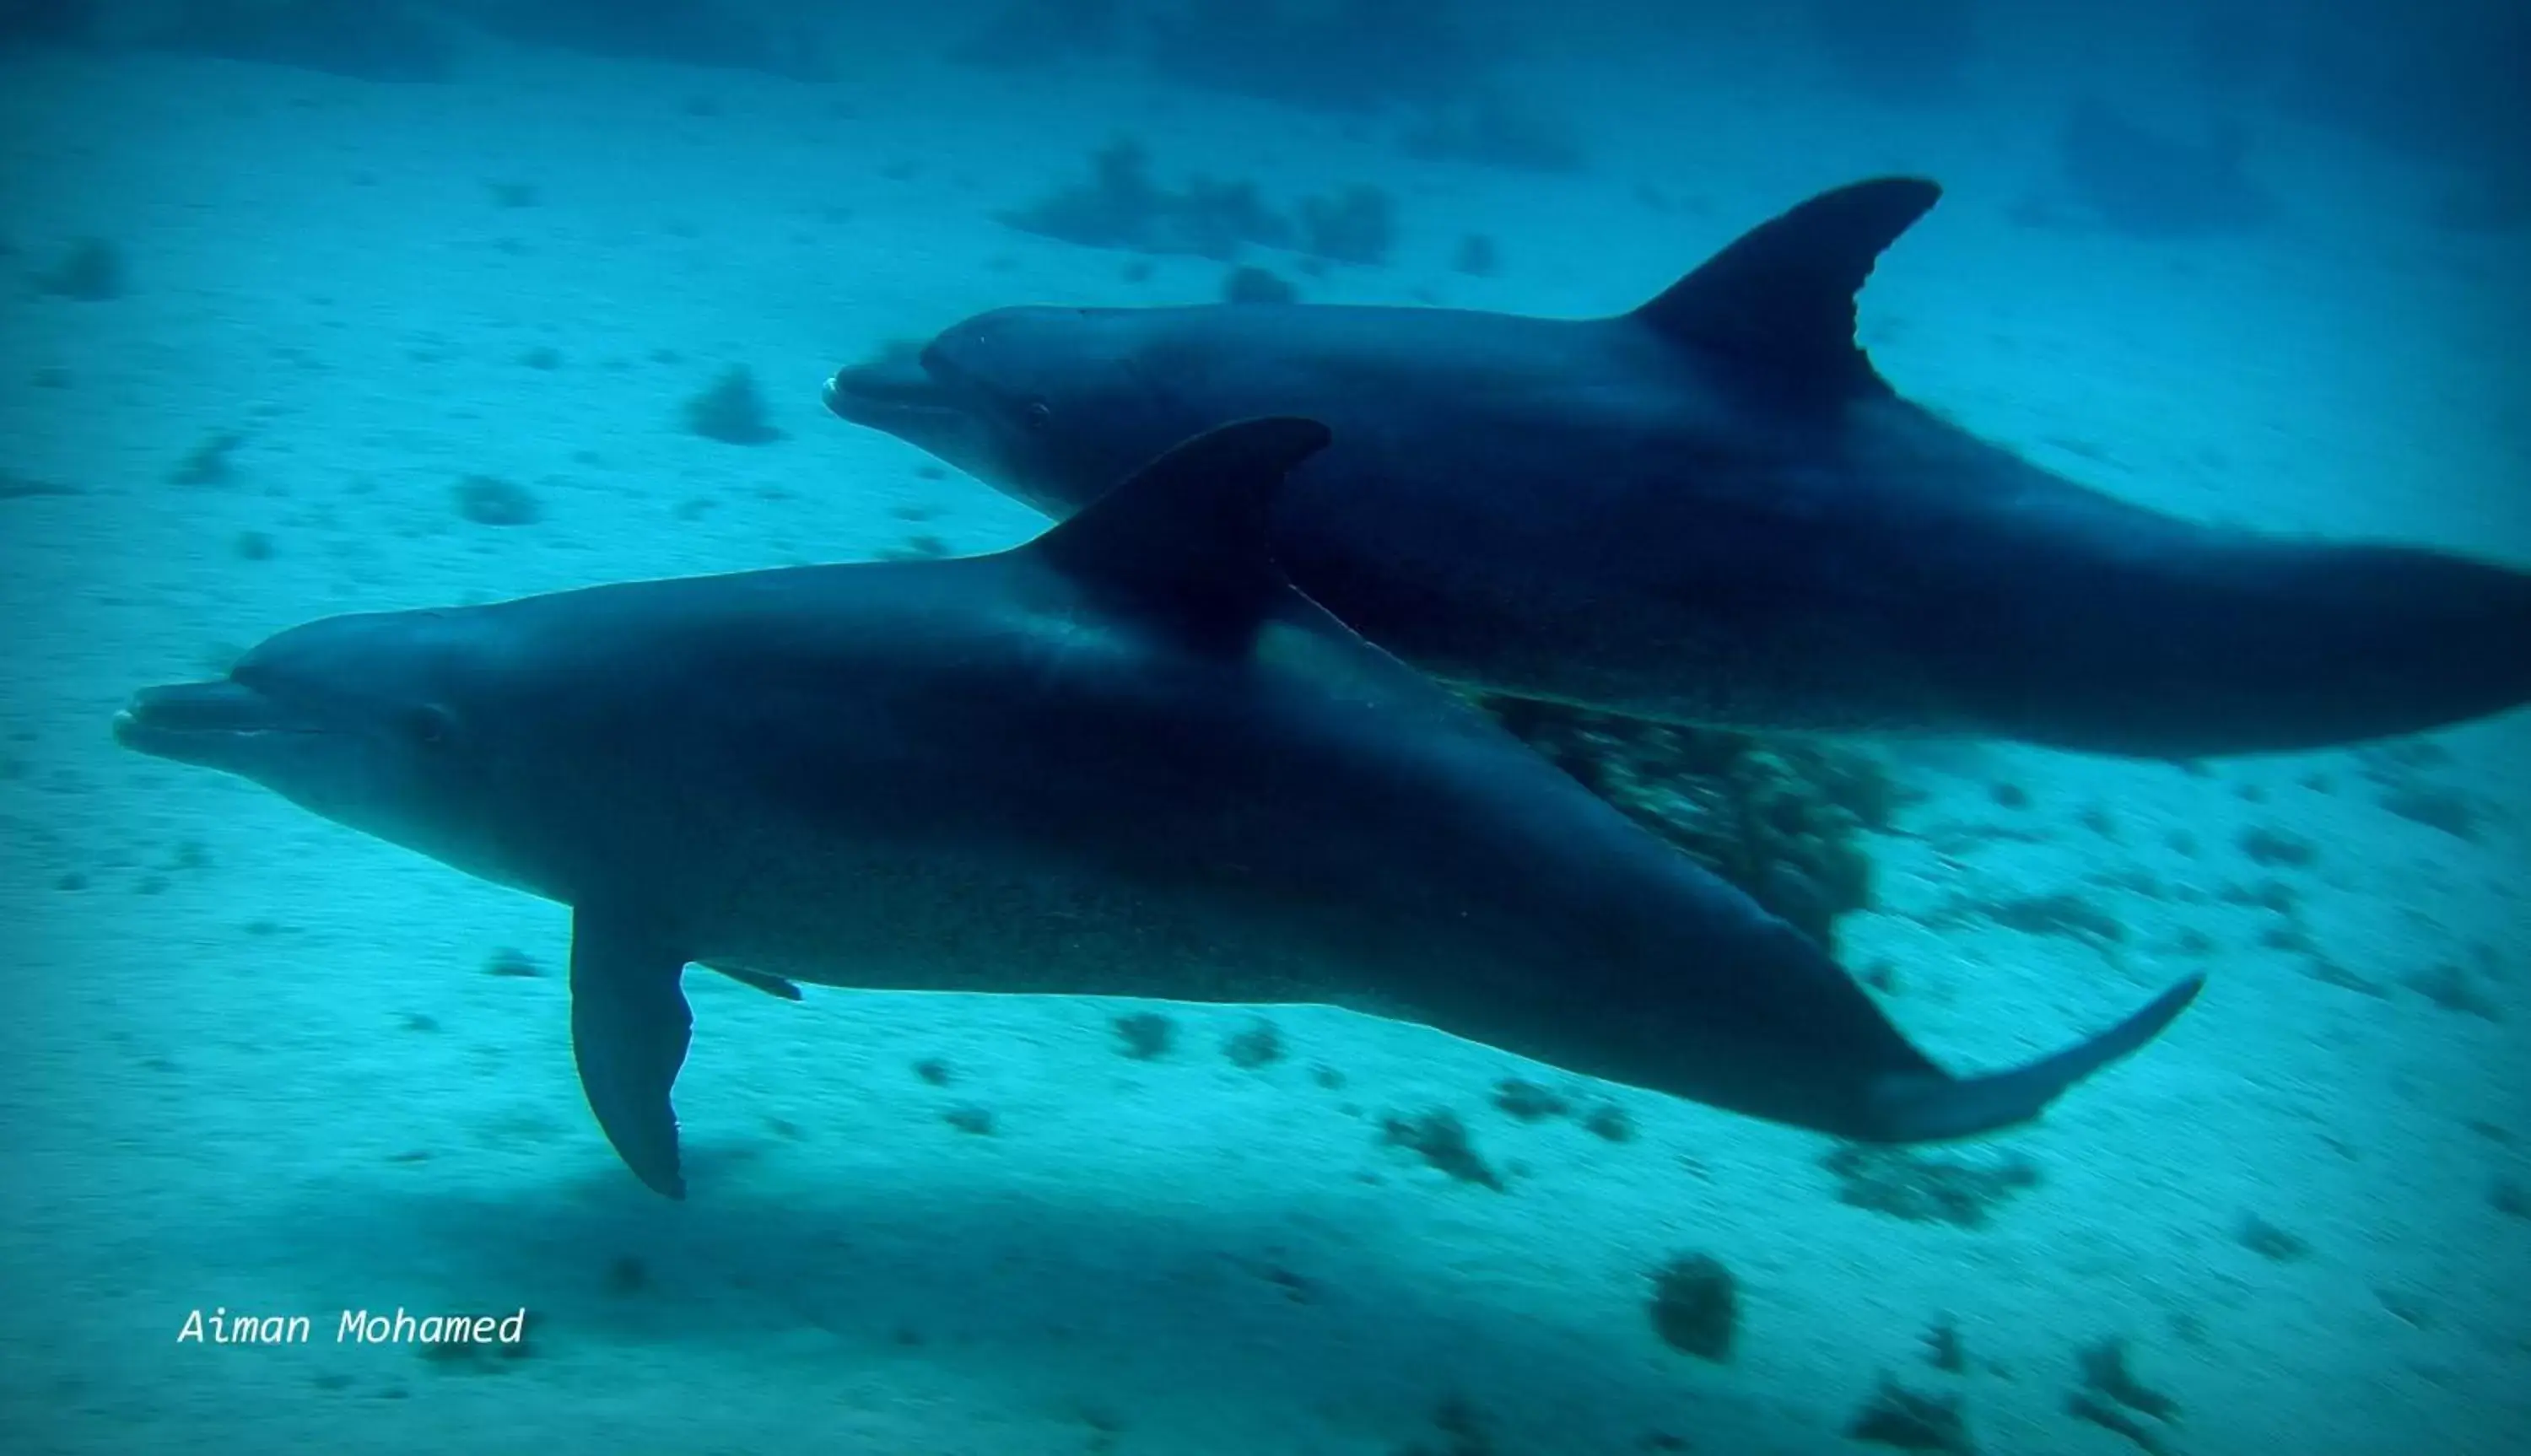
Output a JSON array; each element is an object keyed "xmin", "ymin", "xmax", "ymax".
[{"xmin": 3, "ymin": 2, "xmax": 2526, "ymax": 1452}]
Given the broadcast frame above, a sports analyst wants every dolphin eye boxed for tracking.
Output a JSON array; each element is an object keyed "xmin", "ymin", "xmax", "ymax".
[
  {"xmin": 406, "ymin": 704, "xmax": 457, "ymax": 747},
  {"xmin": 1023, "ymin": 400, "xmax": 1052, "ymax": 430}
]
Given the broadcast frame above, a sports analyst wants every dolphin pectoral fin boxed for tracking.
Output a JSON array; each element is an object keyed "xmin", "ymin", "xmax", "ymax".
[
  {"xmin": 568, "ymin": 908, "xmax": 694, "ymax": 1200},
  {"xmin": 1865, "ymin": 973, "xmax": 2205, "ymax": 1142},
  {"xmin": 1628, "ymin": 176, "xmax": 1939, "ymax": 397},
  {"xmin": 702, "ymin": 962, "xmax": 805, "ymax": 1000}
]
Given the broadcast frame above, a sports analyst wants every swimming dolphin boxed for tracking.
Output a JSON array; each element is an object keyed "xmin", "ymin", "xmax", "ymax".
[
  {"xmin": 112, "ymin": 420, "xmax": 2199, "ymax": 1200},
  {"xmin": 825, "ymin": 179, "xmax": 2531, "ymax": 760}
]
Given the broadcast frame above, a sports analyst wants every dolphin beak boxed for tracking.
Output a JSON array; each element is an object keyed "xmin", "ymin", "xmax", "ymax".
[
  {"xmin": 113, "ymin": 680, "xmax": 304, "ymax": 768},
  {"xmin": 823, "ymin": 342, "xmax": 959, "ymax": 429}
]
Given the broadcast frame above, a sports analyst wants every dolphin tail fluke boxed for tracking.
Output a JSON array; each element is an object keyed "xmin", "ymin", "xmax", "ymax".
[{"xmin": 1862, "ymin": 974, "xmax": 2205, "ymax": 1142}]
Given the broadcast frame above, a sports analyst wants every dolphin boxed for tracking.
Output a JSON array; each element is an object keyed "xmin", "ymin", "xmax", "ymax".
[
  {"xmin": 113, "ymin": 419, "xmax": 2199, "ymax": 1200},
  {"xmin": 824, "ymin": 178, "xmax": 2531, "ymax": 760}
]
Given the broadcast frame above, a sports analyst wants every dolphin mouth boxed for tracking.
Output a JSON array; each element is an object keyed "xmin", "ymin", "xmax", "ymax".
[
  {"xmin": 822, "ymin": 344, "xmax": 962, "ymax": 429},
  {"xmin": 113, "ymin": 680, "xmax": 312, "ymax": 764}
]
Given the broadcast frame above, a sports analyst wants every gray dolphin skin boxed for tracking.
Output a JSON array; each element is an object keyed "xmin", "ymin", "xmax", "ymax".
[
  {"xmin": 113, "ymin": 420, "xmax": 2200, "ymax": 1200},
  {"xmin": 826, "ymin": 179, "xmax": 2531, "ymax": 760}
]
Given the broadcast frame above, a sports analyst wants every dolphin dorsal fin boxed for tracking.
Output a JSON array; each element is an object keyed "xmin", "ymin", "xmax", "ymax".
[
  {"xmin": 1627, "ymin": 176, "xmax": 1940, "ymax": 397},
  {"xmin": 1027, "ymin": 416, "xmax": 1332, "ymax": 640}
]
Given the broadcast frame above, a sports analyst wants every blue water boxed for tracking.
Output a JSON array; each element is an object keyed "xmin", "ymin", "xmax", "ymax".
[{"xmin": 3, "ymin": 3, "xmax": 2525, "ymax": 1453}]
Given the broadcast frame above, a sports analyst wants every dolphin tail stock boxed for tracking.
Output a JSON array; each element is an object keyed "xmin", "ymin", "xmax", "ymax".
[
  {"xmin": 2178, "ymin": 539, "xmax": 2531, "ymax": 756},
  {"xmin": 1859, "ymin": 974, "xmax": 2205, "ymax": 1143}
]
